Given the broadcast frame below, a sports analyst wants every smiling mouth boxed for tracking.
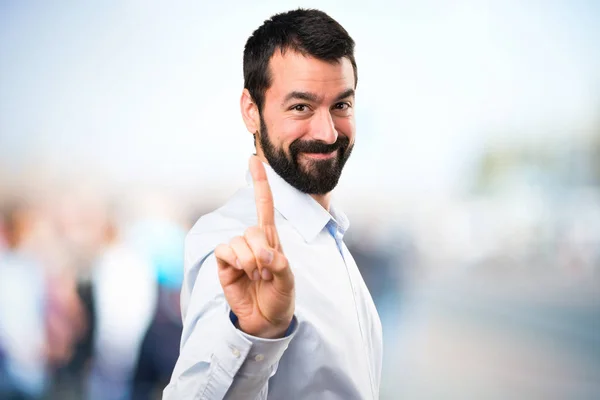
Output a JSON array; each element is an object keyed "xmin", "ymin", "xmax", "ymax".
[{"xmin": 300, "ymin": 150, "xmax": 337, "ymax": 160}]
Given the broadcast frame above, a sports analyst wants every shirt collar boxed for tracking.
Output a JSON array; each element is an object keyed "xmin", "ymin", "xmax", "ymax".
[{"xmin": 245, "ymin": 162, "xmax": 349, "ymax": 243}]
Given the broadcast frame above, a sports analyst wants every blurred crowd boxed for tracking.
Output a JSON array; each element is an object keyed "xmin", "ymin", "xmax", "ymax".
[{"xmin": 0, "ymin": 185, "xmax": 193, "ymax": 400}]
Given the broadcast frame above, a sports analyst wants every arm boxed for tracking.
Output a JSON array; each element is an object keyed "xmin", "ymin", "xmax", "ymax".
[
  {"xmin": 166, "ymin": 157, "xmax": 296, "ymax": 399},
  {"xmin": 163, "ymin": 254, "xmax": 297, "ymax": 400}
]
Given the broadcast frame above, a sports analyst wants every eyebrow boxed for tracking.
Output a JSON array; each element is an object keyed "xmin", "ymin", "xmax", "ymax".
[
  {"xmin": 334, "ymin": 88, "xmax": 355, "ymax": 102},
  {"xmin": 283, "ymin": 91, "xmax": 319, "ymax": 104},
  {"xmin": 283, "ymin": 88, "xmax": 355, "ymax": 105}
]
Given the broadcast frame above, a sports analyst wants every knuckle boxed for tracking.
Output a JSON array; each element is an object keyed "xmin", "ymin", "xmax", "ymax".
[
  {"xmin": 238, "ymin": 254, "xmax": 256, "ymax": 270},
  {"xmin": 229, "ymin": 235, "xmax": 244, "ymax": 246},
  {"xmin": 244, "ymin": 227, "xmax": 267, "ymax": 246},
  {"xmin": 214, "ymin": 243, "xmax": 227, "ymax": 255},
  {"xmin": 244, "ymin": 226, "xmax": 261, "ymax": 238},
  {"xmin": 272, "ymin": 253, "xmax": 289, "ymax": 271}
]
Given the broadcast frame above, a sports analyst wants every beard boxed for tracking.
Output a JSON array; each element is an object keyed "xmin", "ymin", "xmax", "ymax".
[{"xmin": 258, "ymin": 113, "xmax": 353, "ymax": 195}]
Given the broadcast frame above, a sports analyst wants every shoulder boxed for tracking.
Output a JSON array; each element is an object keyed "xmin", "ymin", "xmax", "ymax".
[
  {"xmin": 182, "ymin": 186, "xmax": 258, "ymax": 283},
  {"xmin": 186, "ymin": 186, "xmax": 258, "ymax": 257}
]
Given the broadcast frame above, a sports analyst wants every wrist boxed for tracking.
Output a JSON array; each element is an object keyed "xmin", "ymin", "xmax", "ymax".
[
  {"xmin": 240, "ymin": 321, "xmax": 291, "ymax": 339},
  {"xmin": 231, "ymin": 313, "xmax": 293, "ymax": 339}
]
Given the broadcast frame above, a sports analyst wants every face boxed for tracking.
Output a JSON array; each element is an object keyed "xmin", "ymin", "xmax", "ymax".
[{"xmin": 254, "ymin": 50, "xmax": 356, "ymax": 195}]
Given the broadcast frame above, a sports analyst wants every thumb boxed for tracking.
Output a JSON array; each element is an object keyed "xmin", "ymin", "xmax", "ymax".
[{"xmin": 259, "ymin": 248, "xmax": 294, "ymax": 291}]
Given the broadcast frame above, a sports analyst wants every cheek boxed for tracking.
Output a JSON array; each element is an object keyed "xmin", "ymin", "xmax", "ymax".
[
  {"xmin": 334, "ymin": 117, "xmax": 355, "ymax": 141},
  {"xmin": 278, "ymin": 119, "xmax": 311, "ymax": 146}
]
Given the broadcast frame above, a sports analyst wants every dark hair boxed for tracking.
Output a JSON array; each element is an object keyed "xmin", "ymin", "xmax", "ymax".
[{"xmin": 243, "ymin": 8, "xmax": 357, "ymax": 113}]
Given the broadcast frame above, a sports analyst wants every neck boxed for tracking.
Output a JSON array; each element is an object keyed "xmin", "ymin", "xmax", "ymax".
[{"xmin": 310, "ymin": 193, "xmax": 331, "ymax": 211}]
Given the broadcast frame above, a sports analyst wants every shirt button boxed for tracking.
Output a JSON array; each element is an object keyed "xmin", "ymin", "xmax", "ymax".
[
  {"xmin": 254, "ymin": 354, "xmax": 265, "ymax": 362},
  {"xmin": 232, "ymin": 347, "xmax": 241, "ymax": 358}
]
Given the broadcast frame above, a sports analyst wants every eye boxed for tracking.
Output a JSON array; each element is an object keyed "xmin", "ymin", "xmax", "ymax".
[
  {"xmin": 333, "ymin": 102, "xmax": 351, "ymax": 110},
  {"xmin": 291, "ymin": 104, "xmax": 309, "ymax": 112}
]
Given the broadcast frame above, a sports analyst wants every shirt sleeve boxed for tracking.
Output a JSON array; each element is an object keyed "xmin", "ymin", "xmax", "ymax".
[{"xmin": 163, "ymin": 253, "xmax": 298, "ymax": 400}]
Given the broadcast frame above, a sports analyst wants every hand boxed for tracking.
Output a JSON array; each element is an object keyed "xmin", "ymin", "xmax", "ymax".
[{"xmin": 215, "ymin": 156, "xmax": 295, "ymax": 339}]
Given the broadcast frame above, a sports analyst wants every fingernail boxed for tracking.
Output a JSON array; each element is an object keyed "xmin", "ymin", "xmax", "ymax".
[
  {"xmin": 259, "ymin": 249, "xmax": 274, "ymax": 265},
  {"xmin": 252, "ymin": 269, "xmax": 260, "ymax": 281},
  {"xmin": 235, "ymin": 259, "xmax": 243, "ymax": 270},
  {"xmin": 261, "ymin": 268, "xmax": 273, "ymax": 280}
]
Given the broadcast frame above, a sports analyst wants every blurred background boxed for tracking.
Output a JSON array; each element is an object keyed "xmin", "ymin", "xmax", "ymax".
[{"xmin": 1, "ymin": 1, "xmax": 599, "ymax": 399}]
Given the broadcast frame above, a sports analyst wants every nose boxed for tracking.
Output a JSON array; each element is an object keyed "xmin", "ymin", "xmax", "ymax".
[{"xmin": 310, "ymin": 109, "xmax": 338, "ymax": 144}]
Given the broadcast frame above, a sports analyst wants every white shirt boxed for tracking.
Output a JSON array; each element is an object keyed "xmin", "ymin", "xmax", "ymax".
[{"xmin": 164, "ymin": 163, "xmax": 382, "ymax": 399}]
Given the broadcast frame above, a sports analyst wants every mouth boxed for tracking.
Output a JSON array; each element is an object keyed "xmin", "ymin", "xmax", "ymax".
[{"xmin": 299, "ymin": 150, "xmax": 337, "ymax": 160}]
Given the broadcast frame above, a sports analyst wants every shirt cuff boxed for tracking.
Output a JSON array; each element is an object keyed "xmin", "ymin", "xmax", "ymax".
[
  {"xmin": 229, "ymin": 311, "xmax": 296, "ymax": 337},
  {"xmin": 229, "ymin": 311, "xmax": 298, "ymax": 376}
]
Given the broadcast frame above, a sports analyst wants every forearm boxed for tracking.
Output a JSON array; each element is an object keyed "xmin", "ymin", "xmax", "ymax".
[
  {"xmin": 225, "ymin": 312, "xmax": 297, "ymax": 398},
  {"xmin": 164, "ymin": 300, "xmax": 296, "ymax": 399}
]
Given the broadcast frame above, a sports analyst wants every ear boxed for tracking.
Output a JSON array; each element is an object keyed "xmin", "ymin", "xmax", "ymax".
[{"xmin": 240, "ymin": 89, "xmax": 260, "ymax": 134}]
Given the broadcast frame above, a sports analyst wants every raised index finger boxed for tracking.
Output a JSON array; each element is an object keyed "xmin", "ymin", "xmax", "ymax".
[{"xmin": 249, "ymin": 155, "xmax": 276, "ymax": 229}]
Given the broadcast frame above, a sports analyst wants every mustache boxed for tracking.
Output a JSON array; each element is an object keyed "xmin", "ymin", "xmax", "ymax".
[{"xmin": 290, "ymin": 136, "xmax": 350, "ymax": 154}]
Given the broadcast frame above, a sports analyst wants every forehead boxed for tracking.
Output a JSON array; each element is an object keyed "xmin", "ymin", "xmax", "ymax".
[{"xmin": 266, "ymin": 50, "xmax": 355, "ymax": 100}]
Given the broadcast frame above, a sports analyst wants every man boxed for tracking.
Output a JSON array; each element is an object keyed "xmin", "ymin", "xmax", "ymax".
[{"xmin": 164, "ymin": 8, "xmax": 382, "ymax": 399}]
